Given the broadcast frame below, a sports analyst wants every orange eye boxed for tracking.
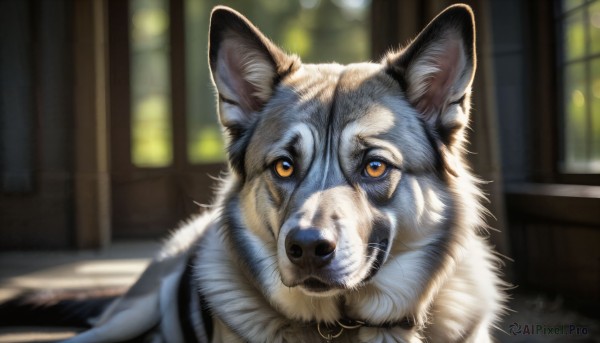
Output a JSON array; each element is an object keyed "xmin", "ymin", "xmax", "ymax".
[
  {"xmin": 274, "ymin": 159, "xmax": 294, "ymax": 178},
  {"xmin": 364, "ymin": 160, "xmax": 387, "ymax": 178}
]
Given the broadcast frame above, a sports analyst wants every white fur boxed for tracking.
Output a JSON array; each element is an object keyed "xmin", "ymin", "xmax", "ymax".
[{"xmin": 68, "ymin": 5, "xmax": 505, "ymax": 343}]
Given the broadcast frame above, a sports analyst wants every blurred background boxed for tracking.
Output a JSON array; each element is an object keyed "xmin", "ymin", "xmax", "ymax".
[{"xmin": 0, "ymin": 0, "xmax": 599, "ymax": 340}]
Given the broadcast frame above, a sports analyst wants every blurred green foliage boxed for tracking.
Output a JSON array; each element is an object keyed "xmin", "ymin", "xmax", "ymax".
[
  {"xmin": 131, "ymin": 0, "xmax": 173, "ymax": 167},
  {"xmin": 562, "ymin": 0, "xmax": 600, "ymax": 172}
]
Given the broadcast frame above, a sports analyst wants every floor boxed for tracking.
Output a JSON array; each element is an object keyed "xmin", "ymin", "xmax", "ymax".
[
  {"xmin": 0, "ymin": 240, "xmax": 160, "ymax": 343},
  {"xmin": 500, "ymin": 293, "xmax": 600, "ymax": 343},
  {"xmin": 0, "ymin": 241, "xmax": 598, "ymax": 343}
]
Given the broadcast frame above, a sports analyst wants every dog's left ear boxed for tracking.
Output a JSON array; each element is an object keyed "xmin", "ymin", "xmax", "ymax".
[{"xmin": 385, "ymin": 4, "xmax": 475, "ymax": 150}]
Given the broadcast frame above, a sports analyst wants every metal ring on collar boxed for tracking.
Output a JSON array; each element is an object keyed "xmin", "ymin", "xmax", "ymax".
[
  {"xmin": 336, "ymin": 319, "xmax": 365, "ymax": 330},
  {"xmin": 317, "ymin": 322, "xmax": 344, "ymax": 340}
]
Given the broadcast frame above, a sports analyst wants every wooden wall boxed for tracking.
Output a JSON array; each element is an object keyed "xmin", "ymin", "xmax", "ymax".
[
  {"xmin": 0, "ymin": 0, "xmax": 110, "ymax": 250},
  {"xmin": 507, "ymin": 184, "xmax": 600, "ymax": 315},
  {"xmin": 0, "ymin": 0, "xmax": 74, "ymax": 249}
]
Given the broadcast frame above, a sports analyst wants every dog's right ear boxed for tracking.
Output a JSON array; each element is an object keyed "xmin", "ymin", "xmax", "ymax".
[
  {"xmin": 209, "ymin": 6, "xmax": 300, "ymax": 137},
  {"xmin": 384, "ymin": 4, "xmax": 475, "ymax": 176}
]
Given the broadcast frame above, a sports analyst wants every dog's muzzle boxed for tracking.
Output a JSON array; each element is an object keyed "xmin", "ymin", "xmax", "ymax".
[
  {"xmin": 283, "ymin": 227, "xmax": 340, "ymax": 293},
  {"xmin": 285, "ymin": 227, "xmax": 336, "ymax": 270}
]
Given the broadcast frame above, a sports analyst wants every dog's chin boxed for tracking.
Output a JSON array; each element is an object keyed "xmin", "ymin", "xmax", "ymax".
[
  {"xmin": 298, "ymin": 278, "xmax": 344, "ymax": 297},
  {"xmin": 280, "ymin": 240, "xmax": 390, "ymax": 297}
]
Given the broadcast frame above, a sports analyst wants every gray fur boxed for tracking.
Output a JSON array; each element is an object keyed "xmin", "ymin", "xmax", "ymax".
[{"xmin": 65, "ymin": 4, "xmax": 506, "ymax": 343}]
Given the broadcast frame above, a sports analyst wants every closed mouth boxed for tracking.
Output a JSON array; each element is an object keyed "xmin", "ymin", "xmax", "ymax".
[{"xmin": 302, "ymin": 277, "xmax": 333, "ymax": 292}]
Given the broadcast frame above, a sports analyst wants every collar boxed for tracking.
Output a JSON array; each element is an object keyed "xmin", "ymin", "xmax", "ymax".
[{"xmin": 315, "ymin": 317, "xmax": 415, "ymax": 342}]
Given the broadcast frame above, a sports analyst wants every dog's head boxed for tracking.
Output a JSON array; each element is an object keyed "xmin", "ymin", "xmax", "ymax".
[{"xmin": 209, "ymin": 5, "xmax": 475, "ymax": 297}]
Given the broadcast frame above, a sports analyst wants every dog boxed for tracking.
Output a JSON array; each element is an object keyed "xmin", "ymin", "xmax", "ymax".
[{"xmin": 62, "ymin": 4, "xmax": 505, "ymax": 342}]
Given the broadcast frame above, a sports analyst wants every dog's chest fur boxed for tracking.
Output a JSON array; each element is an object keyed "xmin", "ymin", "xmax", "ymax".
[{"xmin": 191, "ymin": 210, "xmax": 500, "ymax": 343}]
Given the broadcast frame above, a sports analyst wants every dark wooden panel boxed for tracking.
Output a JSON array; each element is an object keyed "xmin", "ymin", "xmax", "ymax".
[
  {"xmin": 178, "ymin": 165, "xmax": 227, "ymax": 215},
  {"xmin": 170, "ymin": 0, "xmax": 187, "ymax": 171},
  {"xmin": 526, "ymin": 0, "xmax": 559, "ymax": 183},
  {"xmin": 72, "ymin": 0, "xmax": 111, "ymax": 249},
  {"xmin": 0, "ymin": 0, "xmax": 74, "ymax": 249},
  {"xmin": 111, "ymin": 165, "xmax": 225, "ymax": 238},
  {"xmin": 506, "ymin": 183, "xmax": 600, "ymax": 226},
  {"xmin": 370, "ymin": 0, "xmax": 423, "ymax": 59},
  {"xmin": 511, "ymin": 222, "xmax": 600, "ymax": 316},
  {"xmin": 0, "ymin": 0, "xmax": 34, "ymax": 193},
  {"xmin": 38, "ymin": 0, "xmax": 73, "ymax": 174},
  {"xmin": 111, "ymin": 173, "xmax": 182, "ymax": 238},
  {"xmin": 507, "ymin": 185, "xmax": 600, "ymax": 316},
  {"xmin": 108, "ymin": 0, "xmax": 131, "ymax": 174}
]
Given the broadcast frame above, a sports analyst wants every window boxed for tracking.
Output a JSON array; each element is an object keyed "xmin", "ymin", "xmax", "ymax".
[
  {"xmin": 130, "ymin": 0, "xmax": 173, "ymax": 167},
  {"xmin": 559, "ymin": 0, "xmax": 600, "ymax": 173},
  {"xmin": 127, "ymin": 0, "xmax": 369, "ymax": 167}
]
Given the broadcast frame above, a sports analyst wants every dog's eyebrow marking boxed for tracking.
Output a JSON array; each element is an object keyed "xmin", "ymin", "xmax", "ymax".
[
  {"xmin": 264, "ymin": 126, "xmax": 301, "ymax": 164},
  {"xmin": 263, "ymin": 123, "xmax": 316, "ymax": 175},
  {"xmin": 219, "ymin": 94, "xmax": 238, "ymax": 105},
  {"xmin": 357, "ymin": 137, "xmax": 404, "ymax": 167},
  {"xmin": 295, "ymin": 122, "xmax": 318, "ymax": 152},
  {"xmin": 339, "ymin": 115, "xmax": 404, "ymax": 173},
  {"xmin": 287, "ymin": 135, "xmax": 300, "ymax": 158}
]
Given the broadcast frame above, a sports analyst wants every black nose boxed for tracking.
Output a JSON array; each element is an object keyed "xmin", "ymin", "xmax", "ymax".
[{"xmin": 285, "ymin": 228, "xmax": 336, "ymax": 269}]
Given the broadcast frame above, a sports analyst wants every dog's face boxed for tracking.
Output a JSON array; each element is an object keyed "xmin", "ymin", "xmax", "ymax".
[{"xmin": 209, "ymin": 6, "xmax": 475, "ymax": 297}]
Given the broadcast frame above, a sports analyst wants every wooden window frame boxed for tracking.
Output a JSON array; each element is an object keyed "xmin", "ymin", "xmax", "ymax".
[
  {"xmin": 504, "ymin": 1, "xmax": 600, "ymax": 228},
  {"xmin": 109, "ymin": 0, "xmax": 224, "ymax": 175},
  {"xmin": 108, "ymin": 0, "xmax": 223, "ymax": 238},
  {"xmin": 540, "ymin": 0, "xmax": 600, "ymax": 185}
]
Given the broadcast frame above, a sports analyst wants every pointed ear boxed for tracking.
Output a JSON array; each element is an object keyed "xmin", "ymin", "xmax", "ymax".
[
  {"xmin": 385, "ymin": 4, "xmax": 475, "ymax": 147},
  {"xmin": 209, "ymin": 6, "xmax": 300, "ymax": 135}
]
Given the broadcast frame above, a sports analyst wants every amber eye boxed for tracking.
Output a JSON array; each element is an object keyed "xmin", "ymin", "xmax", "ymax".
[
  {"xmin": 274, "ymin": 159, "xmax": 294, "ymax": 178},
  {"xmin": 364, "ymin": 160, "xmax": 387, "ymax": 178}
]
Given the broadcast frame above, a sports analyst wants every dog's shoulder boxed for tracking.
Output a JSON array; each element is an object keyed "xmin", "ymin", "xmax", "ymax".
[
  {"xmin": 61, "ymin": 212, "xmax": 219, "ymax": 343},
  {"xmin": 158, "ymin": 211, "xmax": 220, "ymax": 260}
]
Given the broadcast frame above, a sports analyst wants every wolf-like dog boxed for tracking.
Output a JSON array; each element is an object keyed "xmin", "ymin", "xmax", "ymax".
[{"xmin": 63, "ymin": 4, "xmax": 505, "ymax": 343}]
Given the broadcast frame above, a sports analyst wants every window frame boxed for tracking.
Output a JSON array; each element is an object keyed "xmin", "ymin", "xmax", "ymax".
[
  {"xmin": 109, "ymin": 0, "xmax": 225, "ymax": 173},
  {"xmin": 502, "ymin": 1, "xmax": 600, "ymax": 229},
  {"xmin": 527, "ymin": 0, "xmax": 600, "ymax": 186},
  {"xmin": 553, "ymin": 0, "xmax": 600, "ymax": 183},
  {"xmin": 108, "ymin": 0, "xmax": 224, "ymax": 238}
]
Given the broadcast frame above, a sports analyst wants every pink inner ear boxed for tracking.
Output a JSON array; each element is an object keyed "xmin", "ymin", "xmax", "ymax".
[
  {"xmin": 416, "ymin": 39, "xmax": 462, "ymax": 116},
  {"xmin": 217, "ymin": 41, "xmax": 263, "ymax": 113}
]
